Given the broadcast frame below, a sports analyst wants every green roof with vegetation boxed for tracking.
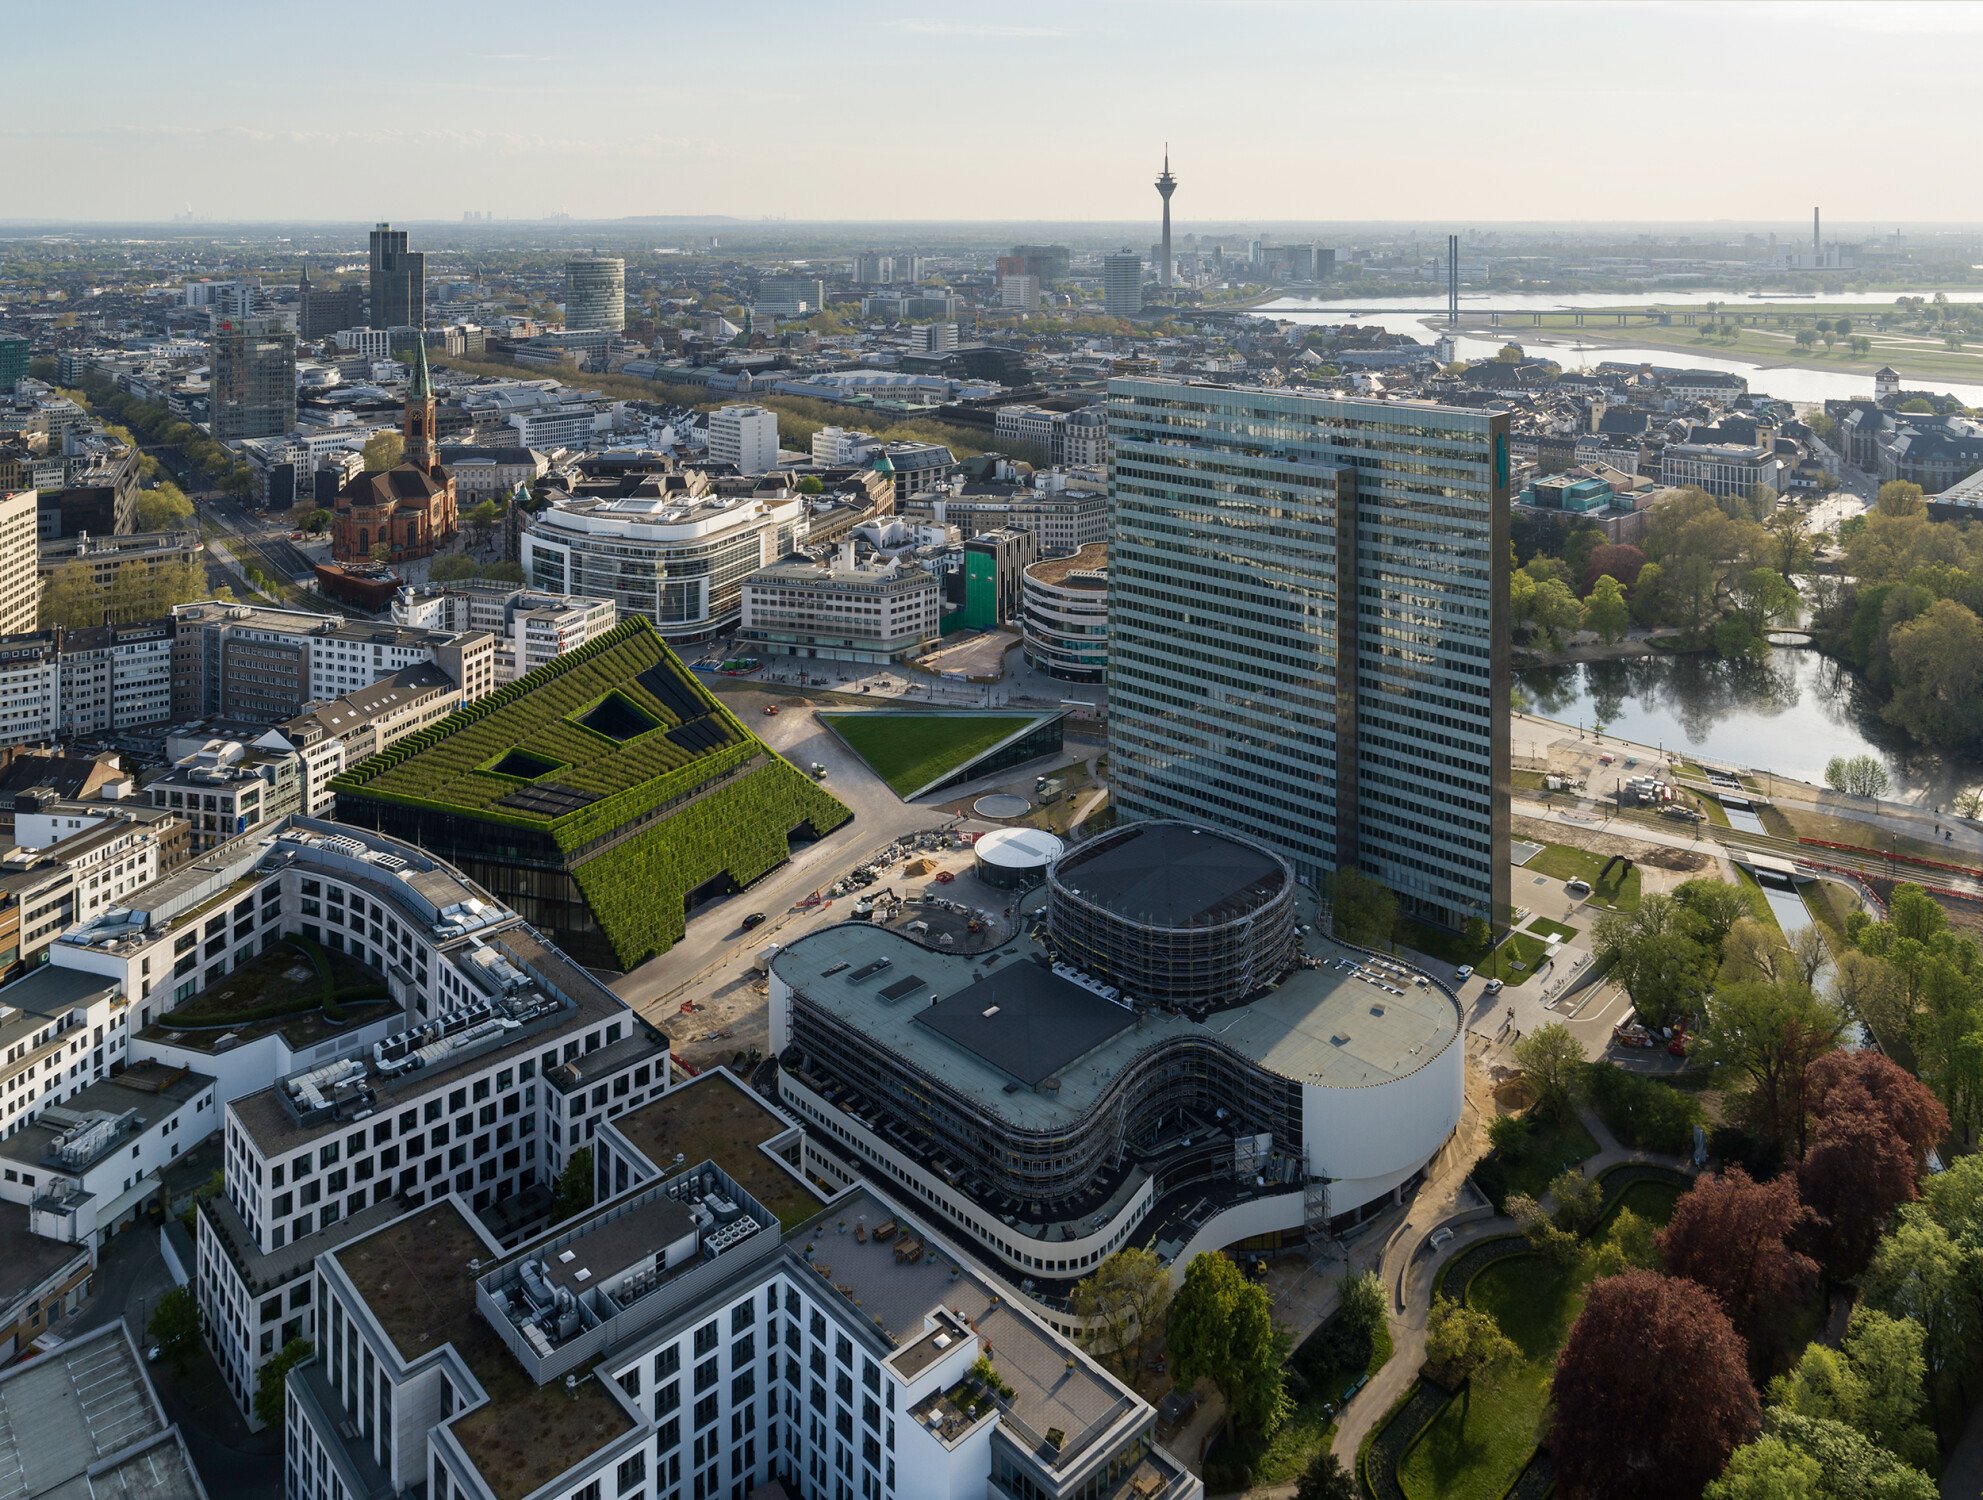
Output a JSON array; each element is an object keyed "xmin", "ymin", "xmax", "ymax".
[
  {"xmin": 819, "ymin": 711, "xmax": 1048, "ymax": 799},
  {"xmin": 333, "ymin": 618, "xmax": 851, "ymax": 966}
]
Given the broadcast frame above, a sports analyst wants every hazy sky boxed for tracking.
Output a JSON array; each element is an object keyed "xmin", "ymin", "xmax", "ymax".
[{"xmin": 9, "ymin": 0, "xmax": 1976, "ymax": 225}]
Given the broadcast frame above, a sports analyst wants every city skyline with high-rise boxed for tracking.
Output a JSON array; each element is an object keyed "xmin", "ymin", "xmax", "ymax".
[
  {"xmin": 367, "ymin": 221, "xmax": 424, "ymax": 331},
  {"xmin": 1105, "ymin": 379, "xmax": 1511, "ymax": 930}
]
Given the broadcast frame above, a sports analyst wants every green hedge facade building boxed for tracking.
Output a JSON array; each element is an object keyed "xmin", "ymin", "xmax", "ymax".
[{"xmin": 331, "ymin": 618, "xmax": 851, "ymax": 969}]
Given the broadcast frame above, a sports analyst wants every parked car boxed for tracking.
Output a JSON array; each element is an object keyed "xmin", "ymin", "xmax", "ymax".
[
  {"xmin": 1485, "ymin": 977, "xmax": 1504, "ymax": 995},
  {"xmin": 762, "ymin": 704, "xmax": 779, "ymax": 716},
  {"xmin": 1455, "ymin": 964, "xmax": 1474, "ymax": 981}
]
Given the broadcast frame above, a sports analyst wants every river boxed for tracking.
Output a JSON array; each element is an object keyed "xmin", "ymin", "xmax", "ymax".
[
  {"xmin": 1251, "ymin": 291, "xmax": 1983, "ymax": 405},
  {"xmin": 1516, "ymin": 648, "xmax": 1983, "ymax": 804}
]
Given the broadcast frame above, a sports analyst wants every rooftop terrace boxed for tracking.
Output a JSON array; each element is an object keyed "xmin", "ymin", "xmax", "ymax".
[
  {"xmin": 335, "ymin": 1203, "xmax": 634, "ymax": 1500},
  {"xmin": 606, "ymin": 1070, "xmax": 824, "ymax": 1233},
  {"xmin": 772, "ymin": 899, "xmax": 1461, "ymax": 1133}
]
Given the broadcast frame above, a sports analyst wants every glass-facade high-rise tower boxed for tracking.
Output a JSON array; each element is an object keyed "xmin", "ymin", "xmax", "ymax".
[
  {"xmin": 1106, "ymin": 378, "xmax": 1511, "ymax": 929},
  {"xmin": 368, "ymin": 222, "xmax": 425, "ymax": 331}
]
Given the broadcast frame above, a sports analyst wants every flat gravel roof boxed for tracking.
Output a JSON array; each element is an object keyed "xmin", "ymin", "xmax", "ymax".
[
  {"xmin": 913, "ymin": 962, "xmax": 1134, "ymax": 1086},
  {"xmin": 1052, "ymin": 822, "xmax": 1287, "ymax": 927}
]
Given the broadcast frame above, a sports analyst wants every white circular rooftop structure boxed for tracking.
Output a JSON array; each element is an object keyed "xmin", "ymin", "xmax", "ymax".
[{"xmin": 973, "ymin": 827, "xmax": 1065, "ymax": 889}]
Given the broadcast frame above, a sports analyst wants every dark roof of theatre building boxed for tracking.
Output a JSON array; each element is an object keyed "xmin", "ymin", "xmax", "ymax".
[
  {"xmin": 1051, "ymin": 821, "xmax": 1288, "ymax": 928},
  {"xmin": 912, "ymin": 960, "xmax": 1135, "ymax": 1088}
]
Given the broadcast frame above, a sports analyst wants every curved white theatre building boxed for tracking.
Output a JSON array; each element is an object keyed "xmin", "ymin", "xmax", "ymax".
[{"xmin": 769, "ymin": 821, "xmax": 1462, "ymax": 1321}]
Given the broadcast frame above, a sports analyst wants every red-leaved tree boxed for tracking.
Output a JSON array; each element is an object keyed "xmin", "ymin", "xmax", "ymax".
[
  {"xmin": 1582, "ymin": 542, "xmax": 1647, "ymax": 596},
  {"xmin": 1656, "ymin": 1167, "xmax": 1818, "ymax": 1364},
  {"xmin": 1551, "ymin": 1270, "xmax": 1759, "ymax": 1500},
  {"xmin": 1803, "ymin": 1049, "xmax": 1947, "ymax": 1162},
  {"xmin": 1798, "ymin": 1102, "xmax": 1919, "ymax": 1277}
]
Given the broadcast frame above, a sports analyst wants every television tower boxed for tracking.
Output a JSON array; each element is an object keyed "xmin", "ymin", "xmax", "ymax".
[{"xmin": 1156, "ymin": 146, "xmax": 1178, "ymax": 289}]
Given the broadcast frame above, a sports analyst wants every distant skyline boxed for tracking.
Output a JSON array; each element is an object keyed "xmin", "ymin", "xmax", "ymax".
[{"xmin": 11, "ymin": 1, "xmax": 1980, "ymax": 225}]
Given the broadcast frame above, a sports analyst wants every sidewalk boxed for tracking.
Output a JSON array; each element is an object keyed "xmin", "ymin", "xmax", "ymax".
[{"xmin": 1328, "ymin": 1103, "xmax": 1693, "ymax": 1471}]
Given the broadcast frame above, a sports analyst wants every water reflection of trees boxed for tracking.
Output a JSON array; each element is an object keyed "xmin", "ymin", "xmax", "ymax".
[{"xmin": 1516, "ymin": 650, "xmax": 1983, "ymax": 797}]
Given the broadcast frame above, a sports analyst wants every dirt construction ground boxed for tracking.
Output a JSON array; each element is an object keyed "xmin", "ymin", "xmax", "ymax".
[{"xmin": 1513, "ymin": 814, "xmax": 1718, "ymax": 893}]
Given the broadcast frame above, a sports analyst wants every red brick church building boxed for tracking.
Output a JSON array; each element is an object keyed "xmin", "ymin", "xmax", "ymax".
[{"xmin": 332, "ymin": 341, "xmax": 458, "ymax": 562}]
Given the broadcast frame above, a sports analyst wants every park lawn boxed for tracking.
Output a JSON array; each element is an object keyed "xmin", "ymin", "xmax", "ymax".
[
  {"xmin": 1500, "ymin": 1114, "xmax": 1601, "ymax": 1204},
  {"xmin": 1478, "ymin": 932, "xmax": 1552, "ymax": 985},
  {"xmin": 1526, "ymin": 917, "xmax": 1578, "ymax": 943},
  {"xmin": 1733, "ymin": 869, "xmax": 1784, "ymax": 935},
  {"xmin": 1523, "ymin": 844, "xmax": 1642, "ymax": 911},
  {"xmin": 1805, "ymin": 878, "xmax": 1863, "ymax": 942},
  {"xmin": 1399, "ymin": 1190, "xmax": 1681, "ymax": 1500},
  {"xmin": 819, "ymin": 712, "xmax": 1040, "ymax": 798}
]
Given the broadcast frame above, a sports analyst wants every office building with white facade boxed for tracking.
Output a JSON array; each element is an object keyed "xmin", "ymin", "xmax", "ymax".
[
  {"xmin": 392, "ymin": 579, "xmax": 618, "ymax": 682},
  {"xmin": 707, "ymin": 405, "xmax": 781, "ymax": 476},
  {"xmin": 1101, "ymin": 253, "xmax": 1144, "ymax": 319},
  {"xmin": 0, "ymin": 490, "xmax": 39, "ymax": 637},
  {"xmin": 170, "ymin": 600, "xmax": 494, "ymax": 721},
  {"xmin": 1107, "ymin": 379, "xmax": 1511, "ymax": 930},
  {"xmin": 769, "ymin": 822, "xmax": 1463, "ymax": 1306},
  {"xmin": 739, "ymin": 554, "xmax": 941, "ymax": 664},
  {"xmin": 282, "ymin": 1069, "xmax": 1198, "ymax": 1500},
  {"xmin": 522, "ymin": 488, "xmax": 804, "ymax": 644}
]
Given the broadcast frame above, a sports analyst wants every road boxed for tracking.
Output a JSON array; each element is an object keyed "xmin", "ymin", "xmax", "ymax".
[{"xmin": 608, "ymin": 687, "xmax": 956, "ymax": 1023}]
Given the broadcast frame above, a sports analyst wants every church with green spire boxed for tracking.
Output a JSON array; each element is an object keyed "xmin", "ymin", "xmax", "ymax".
[{"xmin": 331, "ymin": 337, "xmax": 460, "ymax": 563}]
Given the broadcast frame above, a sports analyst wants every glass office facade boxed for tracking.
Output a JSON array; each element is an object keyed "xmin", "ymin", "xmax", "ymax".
[{"xmin": 1106, "ymin": 379, "xmax": 1510, "ymax": 928}]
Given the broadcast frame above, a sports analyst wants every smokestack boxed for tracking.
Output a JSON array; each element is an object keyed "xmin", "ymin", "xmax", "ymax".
[{"xmin": 1813, "ymin": 207, "xmax": 1821, "ymax": 255}]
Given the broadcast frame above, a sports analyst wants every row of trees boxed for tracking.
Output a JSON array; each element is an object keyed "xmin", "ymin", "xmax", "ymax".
[
  {"xmin": 41, "ymin": 555, "xmax": 208, "ymax": 629},
  {"xmin": 1812, "ymin": 481, "xmax": 1983, "ymax": 753},
  {"xmin": 1833, "ymin": 884, "xmax": 1983, "ymax": 1148},
  {"xmin": 63, "ymin": 376, "xmax": 254, "ymax": 499},
  {"xmin": 1549, "ymin": 1049, "xmax": 1948, "ymax": 1498}
]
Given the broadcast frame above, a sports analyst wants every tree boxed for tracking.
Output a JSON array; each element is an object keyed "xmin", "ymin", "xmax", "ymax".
[
  {"xmin": 1070, "ymin": 1248, "xmax": 1172, "ymax": 1378},
  {"xmin": 1885, "ymin": 599, "xmax": 1983, "ymax": 749},
  {"xmin": 1695, "ymin": 980, "xmax": 1846, "ymax": 1151},
  {"xmin": 429, "ymin": 553, "xmax": 480, "ymax": 582},
  {"xmin": 1860, "ymin": 1204, "xmax": 1980, "ymax": 1398},
  {"xmin": 39, "ymin": 560, "xmax": 106, "ymax": 629},
  {"xmin": 1593, "ymin": 908, "xmax": 1713, "ymax": 1030},
  {"xmin": 1831, "ymin": 950, "xmax": 1911, "ymax": 1057},
  {"xmin": 1507, "ymin": 1192, "xmax": 1584, "ymax": 1271},
  {"xmin": 1803, "ymin": 1050, "xmax": 1947, "ymax": 1164},
  {"xmin": 1704, "ymin": 1432, "xmax": 1823, "ymax": 1499},
  {"xmin": 1169, "ymin": 1252, "xmax": 1286, "ymax": 1436},
  {"xmin": 1730, "ymin": 1413, "xmax": 1935, "ymax": 1500},
  {"xmin": 1876, "ymin": 481, "xmax": 1927, "ymax": 518},
  {"xmin": 1583, "ymin": 542, "xmax": 1647, "ymax": 594},
  {"xmin": 1657, "ymin": 1167, "xmax": 1818, "ymax": 1361},
  {"xmin": 1514, "ymin": 1023, "xmax": 1586, "ymax": 1119},
  {"xmin": 1425, "ymin": 1294, "xmax": 1518, "ymax": 1431},
  {"xmin": 1798, "ymin": 1100, "xmax": 1918, "ymax": 1277},
  {"xmin": 254, "ymin": 1337, "xmax": 313, "ymax": 1428},
  {"xmin": 1546, "ymin": 1166, "xmax": 1607, "ymax": 1239},
  {"xmin": 1294, "ymin": 1450, "xmax": 1356, "ymax": 1500},
  {"xmin": 1833, "ymin": 1307, "xmax": 1938, "ymax": 1470},
  {"xmin": 550, "ymin": 1147, "xmax": 594, "ymax": 1225},
  {"xmin": 134, "ymin": 479, "xmax": 194, "ymax": 532},
  {"xmin": 361, "ymin": 431, "xmax": 404, "ymax": 473},
  {"xmin": 1582, "ymin": 574, "xmax": 1631, "ymax": 644},
  {"xmin": 1337, "ymin": 1268, "xmax": 1386, "ymax": 1346},
  {"xmin": 1674, "ymin": 878, "xmax": 1756, "ymax": 954},
  {"xmin": 1824, "ymin": 753, "xmax": 1891, "ymax": 799},
  {"xmin": 147, "ymin": 1286, "xmax": 201, "ymax": 1372},
  {"xmin": 1551, "ymin": 1271, "xmax": 1760, "ymax": 1500},
  {"xmin": 1796, "ymin": 328, "xmax": 1818, "ymax": 349},
  {"xmin": 1327, "ymin": 868, "xmax": 1396, "ymax": 948},
  {"xmin": 796, "ymin": 475, "xmax": 824, "ymax": 495}
]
